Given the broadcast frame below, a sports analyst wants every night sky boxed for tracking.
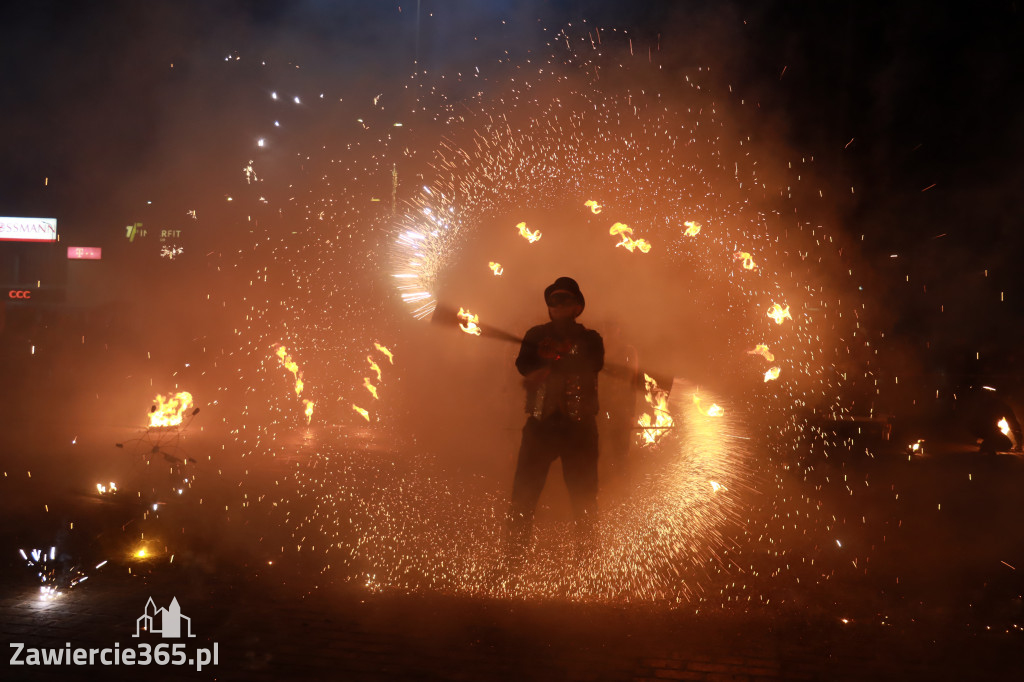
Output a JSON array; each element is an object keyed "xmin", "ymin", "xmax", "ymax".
[{"xmin": 2, "ymin": 0, "xmax": 1022, "ymax": 399}]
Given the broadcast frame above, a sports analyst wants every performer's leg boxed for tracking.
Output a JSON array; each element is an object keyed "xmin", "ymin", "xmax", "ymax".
[{"xmin": 508, "ymin": 418, "xmax": 554, "ymax": 552}]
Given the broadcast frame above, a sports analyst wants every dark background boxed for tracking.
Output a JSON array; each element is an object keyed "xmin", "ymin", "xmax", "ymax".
[{"xmin": 1, "ymin": 0, "xmax": 1021, "ymax": 402}]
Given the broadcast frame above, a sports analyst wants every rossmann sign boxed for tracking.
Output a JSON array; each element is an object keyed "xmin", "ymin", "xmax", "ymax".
[{"xmin": 0, "ymin": 217, "xmax": 58, "ymax": 242}]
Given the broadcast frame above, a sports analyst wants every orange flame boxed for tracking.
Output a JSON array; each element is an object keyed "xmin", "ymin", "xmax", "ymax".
[
  {"xmin": 584, "ymin": 200, "xmax": 603, "ymax": 214},
  {"xmin": 692, "ymin": 394, "xmax": 724, "ymax": 417},
  {"xmin": 352, "ymin": 404, "xmax": 370, "ymax": 421},
  {"xmin": 364, "ymin": 377, "xmax": 379, "ymax": 400},
  {"xmin": 998, "ymin": 417, "xmax": 1010, "ymax": 437},
  {"xmin": 763, "ymin": 367, "xmax": 781, "ymax": 382},
  {"xmin": 734, "ymin": 251, "xmax": 758, "ymax": 270},
  {"xmin": 747, "ymin": 344, "xmax": 775, "ymax": 362},
  {"xmin": 149, "ymin": 392, "xmax": 193, "ymax": 428},
  {"xmin": 303, "ymin": 399, "xmax": 314, "ymax": 424},
  {"xmin": 516, "ymin": 221, "xmax": 541, "ymax": 243},
  {"xmin": 766, "ymin": 303, "xmax": 792, "ymax": 325},
  {"xmin": 683, "ymin": 221, "xmax": 701, "ymax": 236},
  {"xmin": 367, "ymin": 356, "xmax": 382, "ymax": 382},
  {"xmin": 609, "ymin": 222, "xmax": 652, "ymax": 253},
  {"xmin": 457, "ymin": 308, "xmax": 482, "ymax": 336},
  {"xmin": 275, "ymin": 345, "xmax": 304, "ymax": 395},
  {"xmin": 488, "ymin": 261, "xmax": 504, "ymax": 276},
  {"xmin": 374, "ymin": 342, "xmax": 394, "ymax": 364},
  {"xmin": 638, "ymin": 373, "xmax": 673, "ymax": 446}
]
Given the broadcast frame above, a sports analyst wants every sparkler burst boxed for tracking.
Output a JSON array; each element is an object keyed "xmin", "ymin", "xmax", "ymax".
[{"xmin": 214, "ymin": 25, "xmax": 869, "ymax": 608}]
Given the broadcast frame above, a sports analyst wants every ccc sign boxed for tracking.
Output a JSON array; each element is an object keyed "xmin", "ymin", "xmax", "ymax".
[{"xmin": 7, "ymin": 290, "xmax": 32, "ymax": 299}]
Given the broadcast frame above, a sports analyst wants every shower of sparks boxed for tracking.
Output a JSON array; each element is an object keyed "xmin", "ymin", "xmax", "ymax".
[
  {"xmin": 766, "ymin": 303, "xmax": 792, "ymax": 325},
  {"xmin": 457, "ymin": 308, "xmax": 482, "ymax": 336},
  {"xmin": 148, "ymin": 392, "xmax": 193, "ymax": 428},
  {"xmin": 210, "ymin": 25, "xmax": 874, "ymax": 609},
  {"xmin": 488, "ymin": 261, "xmax": 504, "ymax": 275},
  {"xmin": 746, "ymin": 344, "xmax": 775, "ymax": 362},
  {"xmin": 584, "ymin": 199, "xmax": 603, "ymax": 214},
  {"xmin": 516, "ymin": 221, "xmax": 542, "ymax": 243}
]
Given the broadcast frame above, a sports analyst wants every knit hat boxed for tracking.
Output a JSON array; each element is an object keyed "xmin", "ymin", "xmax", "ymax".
[{"xmin": 544, "ymin": 276, "xmax": 585, "ymax": 311}]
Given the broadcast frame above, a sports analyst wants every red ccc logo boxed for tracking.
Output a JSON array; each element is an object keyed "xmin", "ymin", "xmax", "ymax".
[{"xmin": 8, "ymin": 290, "xmax": 31, "ymax": 299}]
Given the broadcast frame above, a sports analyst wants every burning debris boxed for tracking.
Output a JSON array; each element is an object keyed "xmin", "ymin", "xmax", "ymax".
[
  {"xmin": 516, "ymin": 221, "xmax": 542, "ymax": 243},
  {"xmin": 637, "ymin": 373, "xmax": 674, "ymax": 446},
  {"xmin": 609, "ymin": 222, "xmax": 652, "ymax": 254}
]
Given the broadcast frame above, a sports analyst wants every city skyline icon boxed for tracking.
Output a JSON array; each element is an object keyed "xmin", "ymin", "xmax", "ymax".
[{"xmin": 133, "ymin": 597, "xmax": 195, "ymax": 638}]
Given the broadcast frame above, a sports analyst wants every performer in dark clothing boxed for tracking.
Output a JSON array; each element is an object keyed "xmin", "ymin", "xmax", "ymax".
[{"xmin": 508, "ymin": 277, "xmax": 604, "ymax": 553}]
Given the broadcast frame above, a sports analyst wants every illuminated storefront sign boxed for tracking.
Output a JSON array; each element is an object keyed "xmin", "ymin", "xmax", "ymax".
[
  {"xmin": 67, "ymin": 246, "xmax": 102, "ymax": 260},
  {"xmin": 8, "ymin": 289, "xmax": 32, "ymax": 299},
  {"xmin": 0, "ymin": 217, "xmax": 58, "ymax": 242}
]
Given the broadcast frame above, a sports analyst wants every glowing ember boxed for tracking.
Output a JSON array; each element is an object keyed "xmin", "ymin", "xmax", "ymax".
[
  {"xmin": 149, "ymin": 392, "xmax": 193, "ymax": 428},
  {"xmin": 457, "ymin": 307, "xmax": 482, "ymax": 336},
  {"xmin": 516, "ymin": 221, "xmax": 542, "ymax": 243},
  {"xmin": 734, "ymin": 251, "xmax": 758, "ymax": 270},
  {"xmin": 488, "ymin": 261, "xmax": 504, "ymax": 276},
  {"xmin": 638, "ymin": 373, "xmax": 674, "ymax": 446},
  {"xmin": 693, "ymin": 394, "xmax": 725, "ymax": 417},
  {"xmin": 303, "ymin": 399, "xmax": 315, "ymax": 424},
  {"xmin": 584, "ymin": 199, "xmax": 603, "ymax": 214},
  {"xmin": 766, "ymin": 303, "xmax": 792, "ymax": 325},
  {"xmin": 374, "ymin": 342, "xmax": 394, "ymax": 364},
  {"xmin": 747, "ymin": 344, "xmax": 775, "ymax": 362},
  {"xmin": 763, "ymin": 367, "xmax": 781, "ymax": 382},
  {"xmin": 908, "ymin": 439, "xmax": 925, "ymax": 454},
  {"xmin": 363, "ymin": 377, "xmax": 379, "ymax": 400},
  {"xmin": 352, "ymin": 404, "xmax": 370, "ymax": 421},
  {"xmin": 998, "ymin": 417, "xmax": 1011, "ymax": 437},
  {"xmin": 609, "ymin": 222, "xmax": 652, "ymax": 253},
  {"xmin": 96, "ymin": 482, "xmax": 117, "ymax": 495},
  {"xmin": 683, "ymin": 220, "xmax": 701, "ymax": 236}
]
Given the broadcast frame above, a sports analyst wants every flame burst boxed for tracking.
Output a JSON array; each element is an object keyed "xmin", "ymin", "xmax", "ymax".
[
  {"xmin": 733, "ymin": 251, "xmax": 758, "ymax": 270},
  {"xmin": 683, "ymin": 220, "xmax": 701, "ymax": 236},
  {"xmin": 303, "ymin": 399, "xmax": 315, "ymax": 424},
  {"xmin": 638, "ymin": 374, "xmax": 674, "ymax": 445},
  {"xmin": 584, "ymin": 199, "xmax": 603, "ymax": 214},
  {"xmin": 457, "ymin": 307, "xmax": 482, "ymax": 336},
  {"xmin": 149, "ymin": 392, "xmax": 193, "ymax": 428},
  {"xmin": 352, "ymin": 404, "xmax": 370, "ymax": 421},
  {"xmin": 763, "ymin": 367, "xmax": 782, "ymax": 382},
  {"xmin": 609, "ymin": 222, "xmax": 652, "ymax": 253},
  {"xmin": 693, "ymin": 394, "xmax": 725, "ymax": 417},
  {"xmin": 488, "ymin": 261, "xmax": 504, "ymax": 276},
  {"xmin": 998, "ymin": 418, "xmax": 1010, "ymax": 436},
  {"xmin": 374, "ymin": 342, "xmax": 394, "ymax": 364},
  {"xmin": 766, "ymin": 303, "xmax": 792, "ymax": 325},
  {"xmin": 275, "ymin": 345, "xmax": 304, "ymax": 395},
  {"xmin": 747, "ymin": 344, "xmax": 775, "ymax": 362},
  {"xmin": 363, "ymin": 377, "xmax": 379, "ymax": 399},
  {"xmin": 516, "ymin": 221, "xmax": 542, "ymax": 243},
  {"xmin": 368, "ymin": 356, "xmax": 382, "ymax": 382}
]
